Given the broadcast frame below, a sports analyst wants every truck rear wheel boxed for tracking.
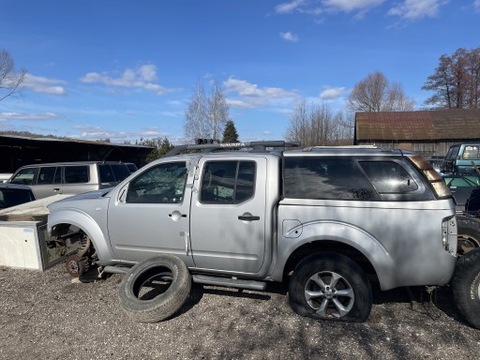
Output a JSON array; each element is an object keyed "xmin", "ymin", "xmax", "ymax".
[
  {"xmin": 119, "ymin": 255, "xmax": 192, "ymax": 323},
  {"xmin": 288, "ymin": 252, "xmax": 372, "ymax": 322},
  {"xmin": 451, "ymin": 248, "xmax": 480, "ymax": 329}
]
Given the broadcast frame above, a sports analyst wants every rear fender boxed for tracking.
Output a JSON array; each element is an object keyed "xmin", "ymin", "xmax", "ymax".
[{"xmin": 276, "ymin": 220, "xmax": 397, "ymax": 289}]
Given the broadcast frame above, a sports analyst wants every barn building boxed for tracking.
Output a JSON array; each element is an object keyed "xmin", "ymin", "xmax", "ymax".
[
  {"xmin": 354, "ymin": 109, "xmax": 480, "ymax": 159},
  {"xmin": 0, "ymin": 134, "xmax": 153, "ymax": 175}
]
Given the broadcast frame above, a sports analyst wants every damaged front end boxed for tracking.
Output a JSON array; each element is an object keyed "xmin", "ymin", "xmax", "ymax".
[{"xmin": 48, "ymin": 224, "xmax": 102, "ymax": 280}]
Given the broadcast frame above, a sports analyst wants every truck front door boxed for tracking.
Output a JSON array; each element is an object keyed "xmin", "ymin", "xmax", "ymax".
[
  {"xmin": 107, "ymin": 160, "xmax": 193, "ymax": 266},
  {"xmin": 190, "ymin": 158, "xmax": 267, "ymax": 274}
]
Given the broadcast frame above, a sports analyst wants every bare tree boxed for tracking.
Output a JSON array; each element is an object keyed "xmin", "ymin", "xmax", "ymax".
[
  {"xmin": 347, "ymin": 71, "xmax": 415, "ymax": 112},
  {"xmin": 184, "ymin": 80, "xmax": 230, "ymax": 142},
  {"xmin": 0, "ymin": 49, "xmax": 26, "ymax": 102},
  {"xmin": 285, "ymin": 100, "xmax": 353, "ymax": 147},
  {"xmin": 423, "ymin": 47, "xmax": 480, "ymax": 109}
]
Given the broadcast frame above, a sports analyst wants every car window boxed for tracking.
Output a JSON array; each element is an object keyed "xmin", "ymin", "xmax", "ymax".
[
  {"xmin": 38, "ymin": 166, "xmax": 61, "ymax": 185},
  {"xmin": 64, "ymin": 166, "xmax": 89, "ymax": 184},
  {"xmin": 126, "ymin": 163, "xmax": 138, "ymax": 173},
  {"xmin": 99, "ymin": 164, "xmax": 115, "ymax": 183},
  {"xmin": 450, "ymin": 146, "xmax": 460, "ymax": 160},
  {"xmin": 10, "ymin": 168, "xmax": 38, "ymax": 185},
  {"xmin": 126, "ymin": 161, "xmax": 187, "ymax": 204},
  {"xmin": 462, "ymin": 145, "xmax": 480, "ymax": 160},
  {"xmin": 200, "ymin": 161, "xmax": 256, "ymax": 204},
  {"xmin": 284, "ymin": 157, "xmax": 377, "ymax": 200},
  {"xmin": 0, "ymin": 188, "xmax": 35, "ymax": 208},
  {"xmin": 359, "ymin": 161, "xmax": 418, "ymax": 194},
  {"xmin": 111, "ymin": 164, "xmax": 130, "ymax": 182}
]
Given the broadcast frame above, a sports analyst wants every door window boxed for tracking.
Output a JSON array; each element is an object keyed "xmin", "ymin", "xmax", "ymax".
[
  {"xmin": 10, "ymin": 168, "xmax": 38, "ymax": 185},
  {"xmin": 200, "ymin": 161, "xmax": 256, "ymax": 204},
  {"xmin": 38, "ymin": 167, "xmax": 61, "ymax": 184},
  {"xmin": 126, "ymin": 162, "xmax": 187, "ymax": 203},
  {"xmin": 64, "ymin": 166, "xmax": 89, "ymax": 184}
]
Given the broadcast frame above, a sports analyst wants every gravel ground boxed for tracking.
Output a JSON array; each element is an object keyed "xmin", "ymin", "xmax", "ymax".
[{"xmin": 1, "ymin": 264, "xmax": 480, "ymax": 360}]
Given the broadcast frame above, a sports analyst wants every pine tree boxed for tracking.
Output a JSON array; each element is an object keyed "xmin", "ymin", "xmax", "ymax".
[{"xmin": 222, "ymin": 120, "xmax": 239, "ymax": 143}]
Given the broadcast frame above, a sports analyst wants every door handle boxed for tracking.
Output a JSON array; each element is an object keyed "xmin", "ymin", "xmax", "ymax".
[
  {"xmin": 238, "ymin": 214, "xmax": 260, "ymax": 221},
  {"xmin": 169, "ymin": 211, "xmax": 187, "ymax": 221}
]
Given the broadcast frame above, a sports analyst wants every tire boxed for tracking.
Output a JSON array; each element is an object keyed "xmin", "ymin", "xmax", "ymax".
[
  {"xmin": 119, "ymin": 255, "xmax": 192, "ymax": 323},
  {"xmin": 451, "ymin": 248, "xmax": 480, "ymax": 329},
  {"xmin": 288, "ymin": 252, "xmax": 372, "ymax": 322},
  {"xmin": 457, "ymin": 214, "xmax": 480, "ymax": 255}
]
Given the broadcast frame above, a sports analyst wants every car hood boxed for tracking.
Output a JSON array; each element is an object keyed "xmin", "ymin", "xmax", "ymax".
[{"xmin": 48, "ymin": 188, "xmax": 112, "ymax": 209}]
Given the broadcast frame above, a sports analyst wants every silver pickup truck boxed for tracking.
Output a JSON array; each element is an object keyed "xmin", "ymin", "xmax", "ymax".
[{"xmin": 47, "ymin": 141, "xmax": 458, "ymax": 323}]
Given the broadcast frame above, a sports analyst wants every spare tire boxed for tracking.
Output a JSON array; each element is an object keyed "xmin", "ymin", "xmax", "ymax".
[
  {"xmin": 119, "ymin": 255, "xmax": 192, "ymax": 323},
  {"xmin": 451, "ymin": 248, "xmax": 480, "ymax": 329}
]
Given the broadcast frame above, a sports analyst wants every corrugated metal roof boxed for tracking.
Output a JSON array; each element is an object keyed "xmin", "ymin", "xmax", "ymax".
[
  {"xmin": 355, "ymin": 109, "xmax": 480, "ymax": 141},
  {"xmin": 0, "ymin": 134, "xmax": 152, "ymax": 149}
]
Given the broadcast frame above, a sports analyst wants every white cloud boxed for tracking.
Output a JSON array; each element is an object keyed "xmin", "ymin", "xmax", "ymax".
[
  {"xmin": 322, "ymin": 0, "xmax": 385, "ymax": 12},
  {"xmin": 275, "ymin": 0, "xmax": 306, "ymax": 14},
  {"xmin": 275, "ymin": 0, "xmax": 384, "ymax": 16},
  {"xmin": 223, "ymin": 77, "xmax": 298, "ymax": 108},
  {"xmin": 22, "ymin": 74, "xmax": 67, "ymax": 95},
  {"xmin": 319, "ymin": 86, "xmax": 346, "ymax": 100},
  {"xmin": 473, "ymin": 0, "xmax": 480, "ymax": 11},
  {"xmin": 274, "ymin": 0, "xmax": 450, "ymax": 20},
  {"xmin": 72, "ymin": 124, "xmax": 172, "ymax": 143},
  {"xmin": 80, "ymin": 64, "xmax": 179, "ymax": 95},
  {"xmin": 388, "ymin": 0, "xmax": 446, "ymax": 19},
  {"xmin": 280, "ymin": 31, "xmax": 300, "ymax": 42},
  {"xmin": 0, "ymin": 111, "xmax": 58, "ymax": 120}
]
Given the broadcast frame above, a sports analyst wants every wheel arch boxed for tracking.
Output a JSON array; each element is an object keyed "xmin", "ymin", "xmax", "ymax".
[
  {"xmin": 48, "ymin": 209, "xmax": 113, "ymax": 265},
  {"xmin": 282, "ymin": 241, "xmax": 376, "ymax": 282},
  {"xmin": 278, "ymin": 226, "xmax": 399, "ymax": 289}
]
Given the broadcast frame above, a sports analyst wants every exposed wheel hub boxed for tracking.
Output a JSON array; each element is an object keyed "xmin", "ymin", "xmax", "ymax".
[
  {"xmin": 323, "ymin": 286, "xmax": 334, "ymax": 299},
  {"xmin": 65, "ymin": 254, "xmax": 89, "ymax": 277}
]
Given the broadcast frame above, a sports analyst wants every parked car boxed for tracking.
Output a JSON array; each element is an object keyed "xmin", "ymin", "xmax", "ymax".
[
  {"xmin": 441, "ymin": 171, "xmax": 480, "ymax": 255},
  {"xmin": 47, "ymin": 142, "xmax": 458, "ymax": 324},
  {"xmin": 0, "ymin": 183, "xmax": 36, "ymax": 209},
  {"xmin": 8, "ymin": 161, "xmax": 132, "ymax": 200},
  {"xmin": 441, "ymin": 143, "xmax": 480, "ymax": 175}
]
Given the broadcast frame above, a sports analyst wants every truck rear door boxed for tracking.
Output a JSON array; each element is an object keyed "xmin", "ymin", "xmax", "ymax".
[{"xmin": 189, "ymin": 157, "xmax": 267, "ymax": 274}]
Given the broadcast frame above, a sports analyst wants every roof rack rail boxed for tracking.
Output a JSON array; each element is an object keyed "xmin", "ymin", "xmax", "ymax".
[
  {"xmin": 302, "ymin": 145, "xmax": 378, "ymax": 152},
  {"xmin": 166, "ymin": 141, "xmax": 300, "ymax": 156}
]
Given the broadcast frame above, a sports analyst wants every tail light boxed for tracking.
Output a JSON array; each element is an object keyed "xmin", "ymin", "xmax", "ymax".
[{"xmin": 408, "ymin": 156, "xmax": 452, "ymax": 199}]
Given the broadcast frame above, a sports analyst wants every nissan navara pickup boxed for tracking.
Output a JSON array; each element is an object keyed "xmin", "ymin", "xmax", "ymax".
[{"xmin": 47, "ymin": 141, "xmax": 458, "ymax": 323}]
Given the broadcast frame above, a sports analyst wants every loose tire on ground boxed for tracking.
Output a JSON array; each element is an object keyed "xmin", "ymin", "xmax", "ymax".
[
  {"xmin": 451, "ymin": 248, "xmax": 480, "ymax": 329},
  {"xmin": 288, "ymin": 252, "xmax": 372, "ymax": 322},
  {"xmin": 457, "ymin": 214, "xmax": 480, "ymax": 255},
  {"xmin": 119, "ymin": 255, "xmax": 192, "ymax": 323}
]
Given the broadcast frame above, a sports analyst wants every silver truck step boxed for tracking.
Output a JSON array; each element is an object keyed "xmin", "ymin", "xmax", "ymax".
[
  {"xmin": 103, "ymin": 265, "xmax": 130, "ymax": 275},
  {"xmin": 192, "ymin": 274, "xmax": 267, "ymax": 291}
]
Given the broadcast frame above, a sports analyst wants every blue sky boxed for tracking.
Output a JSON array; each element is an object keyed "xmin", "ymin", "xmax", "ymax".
[{"xmin": 0, "ymin": 0, "xmax": 479, "ymax": 144}]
